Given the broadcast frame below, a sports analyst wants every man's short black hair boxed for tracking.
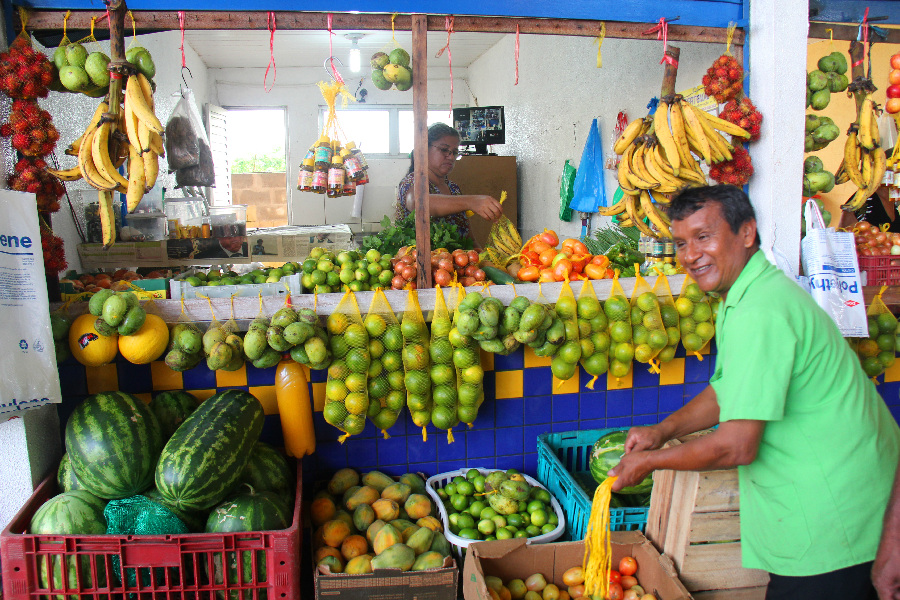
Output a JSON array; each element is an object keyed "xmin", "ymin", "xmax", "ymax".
[{"xmin": 668, "ymin": 184, "xmax": 761, "ymax": 246}]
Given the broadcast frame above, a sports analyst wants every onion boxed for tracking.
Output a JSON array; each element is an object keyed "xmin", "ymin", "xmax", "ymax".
[
  {"xmin": 473, "ymin": 268, "xmax": 486, "ymax": 281},
  {"xmin": 401, "ymin": 265, "xmax": 417, "ymax": 280},
  {"xmin": 433, "ymin": 268, "xmax": 452, "ymax": 286},
  {"xmin": 438, "ymin": 258, "xmax": 454, "ymax": 272},
  {"xmin": 858, "ymin": 221, "xmax": 872, "ymax": 233},
  {"xmin": 391, "ymin": 275, "xmax": 405, "ymax": 289},
  {"xmin": 459, "ymin": 276, "xmax": 476, "ymax": 287},
  {"xmin": 876, "ymin": 232, "xmax": 888, "ymax": 244},
  {"xmin": 464, "ymin": 264, "xmax": 479, "ymax": 277},
  {"xmin": 454, "ymin": 253, "xmax": 469, "ymax": 267},
  {"xmin": 467, "ymin": 250, "xmax": 480, "ymax": 264}
]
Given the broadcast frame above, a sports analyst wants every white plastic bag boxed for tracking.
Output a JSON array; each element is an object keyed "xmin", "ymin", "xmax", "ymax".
[
  {"xmin": 0, "ymin": 190, "xmax": 62, "ymax": 421},
  {"xmin": 165, "ymin": 88, "xmax": 215, "ymax": 187},
  {"xmin": 800, "ymin": 200, "xmax": 868, "ymax": 337}
]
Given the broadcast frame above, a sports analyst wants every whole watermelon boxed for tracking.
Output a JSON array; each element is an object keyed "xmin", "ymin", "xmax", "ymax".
[
  {"xmin": 150, "ymin": 391, "xmax": 201, "ymax": 440},
  {"xmin": 589, "ymin": 430, "xmax": 653, "ymax": 494},
  {"xmin": 155, "ymin": 389, "xmax": 264, "ymax": 512},
  {"xmin": 143, "ymin": 487, "xmax": 209, "ymax": 533},
  {"xmin": 57, "ymin": 453, "xmax": 84, "ymax": 493},
  {"xmin": 65, "ymin": 391, "xmax": 164, "ymax": 499},
  {"xmin": 236, "ymin": 442, "xmax": 296, "ymax": 508}
]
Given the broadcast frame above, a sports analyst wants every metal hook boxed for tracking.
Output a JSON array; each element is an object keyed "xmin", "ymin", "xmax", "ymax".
[
  {"xmin": 324, "ymin": 56, "xmax": 344, "ymax": 82},
  {"xmin": 181, "ymin": 65, "xmax": 193, "ymax": 95}
]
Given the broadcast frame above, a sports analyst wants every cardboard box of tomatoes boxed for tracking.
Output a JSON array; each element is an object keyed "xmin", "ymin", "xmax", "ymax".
[{"xmin": 463, "ymin": 530, "xmax": 691, "ymax": 600}]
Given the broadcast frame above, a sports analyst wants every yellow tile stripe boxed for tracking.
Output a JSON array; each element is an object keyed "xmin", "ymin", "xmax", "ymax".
[
  {"xmin": 659, "ymin": 358, "xmax": 686, "ymax": 386},
  {"xmin": 150, "ymin": 361, "xmax": 183, "ymax": 390},
  {"xmin": 216, "ymin": 365, "xmax": 248, "ymax": 387},
  {"xmin": 523, "ymin": 346, "xmax": 551, "ymax": 368},
  {"xmin": 884, "ymin": 357, "xmax": 900, "ymax": 383},
  {"xmin": 85, "ymin": 364, "xmax": 118, "ymax": 395},
  {"xmin": 249, "ymin": 385, "xmax": 278, "ymax": 415},
  {"xmin": 495, "ymin": 370, "xmax": 524, "ymax": 399},
  {"xmin": 607, "ymin": 368, "xmax": 633, "ymax": 390},
  {"xmin": 191, "ymin": 389, "xmax": 217, "ymax": 402},
  {"xmin": 553, "ymin": 374, "xmax": 579, "ymax": 394},
  {"xmin": 312, "ymin": 382, "xmax": 326, "ymax": 411}
]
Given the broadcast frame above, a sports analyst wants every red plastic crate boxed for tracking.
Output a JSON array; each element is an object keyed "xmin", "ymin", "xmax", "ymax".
[
  {"xmin": 1, "ymin": 463, "xmax": 302, "ymax": 600},
  {"xmin": 858, "ymin": 255, "xmax": 900, "ymax": 286}
]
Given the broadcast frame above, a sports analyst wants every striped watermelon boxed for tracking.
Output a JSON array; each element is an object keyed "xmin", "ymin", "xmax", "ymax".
[
  {"xmin": 56, "ymin": 453, "xmax": 84, "ymax": 493},
  {"xmin": 143, "ymin": 487, "xmax": 209, "ymax": 533},
  {"xmin": 155, "ymin": 389, "xmax": 264, "ymax": 512},
  {"xmin": 64, "ymin": 391, "xmax": 164, "ymax": 499},
  {"xmin": 30, "ymin": 490, "xmax": 109, "ymax": 600},
  {"xmin": 150, "ymin": 391, "xmax": 201, "ymax": 440},
  {"xmin": 237, "ymin": 442, "xmax": 296, "ymax": 508}
]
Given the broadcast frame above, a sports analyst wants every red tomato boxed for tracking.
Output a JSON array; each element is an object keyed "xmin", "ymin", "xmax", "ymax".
[
  {"xmin": 551, "ymin": 252, "xmax": 570, "ymax": 268},
  {"xmin": 517, "ymin": 266, "xmax": 540, "ymax": 282},
  {"xmin": 888, "ymin": 84, "xmax": 900, "ymax": 99},
  {"xmin": 608, "ymin": 583, "xmax": 624, "ymax": 600},
  {"xmin": 530, "ymin": 240, "xmax": 552, "ymax": 255},
  {"xmin": 522, "ymin": 250, "xmax": 541, "ymax": 267},
  {"xmin": 539, "ymin": 229, "xmax": 559, "ymax": 247},
  {"xmin": 891, "ymin": 70, "xmax": 900, "ymax": 86},
  {"xmin": 609, "ymin": 570, "xmax": 622, "ymax": 584},
  {"xmin": 620, "ymin": 575, "xmax": 638, "ymax": 589},
  {"xmin": 619, "ymin": 556, "xmax": 638, "ymax": 577},
  {"xmin": 553, "ymin": 259, "xmax": 574, "ymax": 281},
  {"xmin": 605, "ymin": 267, "xmax": 615, "ymax": 278},
  {"xmin": 584, "ymin": 263, "xmax": 607, "ymax": 280},
  {"xmin": 892, "ymin": 54, "xmax": 900, "ymax": 70}
]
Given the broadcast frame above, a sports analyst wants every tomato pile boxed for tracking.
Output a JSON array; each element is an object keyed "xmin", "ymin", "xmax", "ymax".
[
  {"xmin": 390, "ymin": 247, "xmax": 485, "ymax": 289},
  {"xmin": 852, "ymin": 221, "xmax": 900, "ymax": 258},
  {"xmin": 515, "ymin": 230, "xmax": 613, "ymax": 283}
]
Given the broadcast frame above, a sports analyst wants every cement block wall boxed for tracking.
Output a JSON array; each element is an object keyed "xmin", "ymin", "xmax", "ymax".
[{"xmin": 232, "ymin": 172, "xmax": 288, "ymax": 229}]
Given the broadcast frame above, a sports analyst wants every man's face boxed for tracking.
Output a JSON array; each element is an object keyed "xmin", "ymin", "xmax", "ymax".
[
  {"xmin": 671, "ymin": 202, "xmax": 757, "ymax": 297},
  {"xmin": 221, "ymin": 236, "xmax": 244, "ymax": 253}
]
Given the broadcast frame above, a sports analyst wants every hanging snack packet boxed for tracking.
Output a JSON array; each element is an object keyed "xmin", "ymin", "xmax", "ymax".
[
  {"xmin": 630, "ymin": 272, "xmax": 667, "ymax": 369},
  {"xmin": 856, "ymin": 288, "xmax": 898, "ymax": 379},
  {"xmin": 364, "ymin": 289, "xmax": 406, "ymax": 437},
  {"xmin": 676, "ymin": 276, "xmax": 715, "ymax": 358},
  {"xmin": 430, "ymin": 286, "xmax": 460, "ymax": 441},
  {"xmin": 605, "ymin": 273, "xmax": 634, "ymax": 380},
  {"xmin": 453, "ymin": 285, "xmax": 486, "ymax": 427},
  {"xmin": 552, "ymin": 279, "xmax": 583, "ymax": 381},
  {"xmin": 323, "ymin": 290, "xmax": 370, "ymax": 440},
  {"xmin": 577, "ymin": 280, "xmax": 610, "ymax": 388},
  {"xmin": 402, "ymin": 288, "xmax": 432, "ymax": 440},
  {"xmin": 652, "ymin": 275, "xmax": 681, "ymax": 364},
  {"xmin": 165, "ymin": 297, "xmax": 204, "ymax": 372}
]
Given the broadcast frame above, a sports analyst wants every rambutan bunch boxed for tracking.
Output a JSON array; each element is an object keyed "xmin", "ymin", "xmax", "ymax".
[
  {"xmin": 0, "ymin": 37, "xmax": 54, "ymax": 100},
  {"xmin": 8, "ymin": 157, "xmax": 65, "ymax": 212},
  {"xmin": 720, "ymin": 96, "xmax": 762, "ymax": 141},
  {"xmin": 1, "ymin": 98, "xmax": 59, "ymax": 156},
  {"xmin": 40, "ymin": 225, "xmax": 66, "ymax": 274},
  {"xmin": 709, "ymin": 144, "xmax": 753, "ymax": 187},
  {"xmin": 702, "ymin": 54, "xmax": 743, "ymax": 104}
]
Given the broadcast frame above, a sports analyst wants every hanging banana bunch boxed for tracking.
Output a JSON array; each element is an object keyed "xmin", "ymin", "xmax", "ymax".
[
  {"xmin": 838, "ymin": 85, "xmax": 887, "ymax": 211},
  {"xmin": 48, "ymin": 71, "xmax": 165, "ymax": 249},
  {"xmin": 604, "ymin": 94, "xmax": 751, "ymax": 239}
]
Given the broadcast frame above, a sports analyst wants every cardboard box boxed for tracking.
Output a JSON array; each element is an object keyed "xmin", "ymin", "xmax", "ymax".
[
  {"xmin": 60, "ymin": 277, "xmax": 170, "ymax": 300},
  {"xmin": 314, "ymin": 557, "xmax": 458, "ymax": 600},
  {"xmin": 463, "ymin": 531, "xmax": 691, "ymax": 600}
]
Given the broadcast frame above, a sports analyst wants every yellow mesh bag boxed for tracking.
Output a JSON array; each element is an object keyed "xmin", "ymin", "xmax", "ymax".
[
  {"xmin": 630, "ymin": 273, "xmax": 666, "ymax": 372},
  {"xmin": 583, "ymin": 476, "xmax": 618, "ymax": 599},
  {"xmin": 364, "ymin": 288, "xmax": 405, "ymax": 438},
  {"xmin": 452, "ymin": 284, "xmax": 486, "ymax": 428},
  {"xmin": 676, "ymin": 276, "xmax": 715, "ymax": 359},
  {"xmin": 430, "ymin": 285, "xmax": 460, "ymax": 442},
  {"xmin": 402, "ymin": 287, "xmax": 432, "ymax": 441},
  {"xmin": 529, "ymin": 284, "xmax": 562, "ymax": 358},
  {"xmin": 605, "ymin": 273, "xmax": 634, "ymax": 380},
  {"xmin": 652, "ymin": 275, "xmax": 680, "ymax": 364},
  {"xmin": 551, "ymin": 279, "xmax": 582, "ymax": 382},
  {"xmin": 324, "ymin": 290, "xmax": 370, "ymax": 442},
  {"xmin": 164, "ymin": 296, "xmax": 205, "ymax": 372},
  {"xmin": 484, "ymin": 192, "xmax": 523, "ymax": 267},
  {"xmin": 856, "ymin": 288, "xmax": 898, "ymax": 380},
  {"xmin": 577, "ymin": 280, "xmax": 610, "ymax": 389},
  {"xmin": 215, "ymin": 293, "xmax": 245, "ymax": 373}
]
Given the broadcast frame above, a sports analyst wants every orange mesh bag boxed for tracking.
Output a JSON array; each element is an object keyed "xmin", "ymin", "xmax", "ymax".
[
  {"xmin": 577, "ymin": 280, "xmax": 610, "ymax": 389},
  {"xmin": 323, "ymin": 289, "xmax": 370, "ymax": 442},
  {"xmin": 651, "ymin": 274, "xmax": 680, "ymax": 364},
  {"xmin": 676, "ymin": 276, "xmax": 715, "ymax": 359},
  {"xmin": 430, "ymin": 285, "xmax": 460, "ymax": 442},
  {"xmin": 605, "ymin": 272, "xmax": 634, "ymax": 380},
  {"xmin": 363, "ymin": 288, "xmax": 405, "ymax": 438},
  {"xmin": 855, "ymin": 288, "xmax": 898, "ymax": 380},
  {"xmin": 630, "ymin": 272, "xmax": 667, "ymax": 372},
  {"xmin": 402, "ymin": 287, "xmax": 432, "ymax": 441}
]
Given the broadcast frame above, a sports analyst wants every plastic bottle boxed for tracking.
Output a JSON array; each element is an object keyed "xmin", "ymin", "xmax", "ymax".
[
  {"xmin": 342, "ymin": 148, "xmax": 363, "ymax": 181},
  {"xmin": 297, "ymin": 159, "xmax": 314, "ymax": 192},
  {"xmin": 313, "ymin": 135, "xmax": 333, "ymax": 169},
  {"xmin": 346, "ymin": 141, "xmax": 368, "ymax": 171},
  {"xmin": 327, "ymin": 153, "xmax": 345, "ymax": 198},
  {"xmin": 342, "ymin": 174, "xmax": 357, "ymax": 197},
  {"xmin": 311, "ymin": 140, "xmax": 329, "ymax": 195}
]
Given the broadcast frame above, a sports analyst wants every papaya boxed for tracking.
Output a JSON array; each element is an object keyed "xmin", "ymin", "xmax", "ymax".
[
  {"xmin": 406, "ymin": 525, "xmax": 434, "ymax": 555},
  {"xmin": 400, "ymin": 524, "xmax": 420, "ymax": 543},
  {"xmin": 370, "ymin": 543, "xmax": 415, "ymax": 572},
  {"xmin": 416, "ymin": 516, "xmax": 443, "ymax": 532},
  {"xmin": 322, "ymin": 519, "xmax": 352, "ymax": 548},
  {"xmin": 341, "ymin": 485, "xmax": 361, "ymax": 507},
  {"xmin": 430, "ymin": 531, "xmax": 452, "ymax": 557},
  {"xmin": 328, "ymin": 469, "xmax": 360, "ymax": 495},
  {"xmin": 390, "ymin": 518, "xmax": 415, "ymax": 532},
  {"xmin": 371, "ymin": 498, "xmax": 400, "ymax": 522},
  {"xmin": 310, "ymin": 496, "xmax": 337, "ymax": 527},
  {"xmin": 317, "ymin": 554, "xmax": 343, "ymax": 573},
  {"xmin": 344, "ymin": 554, "xmax": 374, "ymax": 575},
  {"xmin": 340, "ymin": 534, "xmax": 368, "ymax": 561},
  {"xmin": 353, "ymin": 504, "xmax": 375, "ymax": 532},
  {"xmin": 399, "ymin": 473, "xmax": 427, "ymax": 495},
  {"xmin": 314, "ymin": 546, "xmax": 343, "ymax": 565},
  {"xmin": 362, "ymin": 470, "xmax": 395, "ymax": 492},
  {"xmin": 411, "ymin": 550, "xmax": 444, "ymax": 571},
  {"xmin": 404, "ymin": 494, "xmax": 432, "ymax": 519},
  {"xmin": 373, "ymin": 523, "xmax": 402, "ymax": 555},
  {"xmin": 381, "ymin": 482, "xmax": 412, "ymax": 504},
  {"xmin": 366, "ymin": 519, "xmax": 386, "ymax": 547},
  {"xmin": 346, "ymin": 486, "xmax": 380, "ymax": 511},
  {"xmin": 333, "ymin": 510, "xmax": 356, "ymax": 532}
]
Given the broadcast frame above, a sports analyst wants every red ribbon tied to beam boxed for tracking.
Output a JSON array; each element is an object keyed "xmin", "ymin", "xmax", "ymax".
[
  {"xmin": 514, "ymin": 24, "xmax": 520, "ymax": 85},
  {"xmin": 264, "ymin": 12, "xmax": 277, "ymax": 92},
  {"xmin": 326, "ymin": 13, "xmax": 344, "ymax": 86},
  {"xmin": 643, "ymin": 18, "xmax": 678, "ymax": 67},
  {"xmin": 436, "ymin": 16, "xmax": 455, "ymax": 111},
  {"xmin": 852, "ymin": 6, "xmax": 869, "ymax": 69},
  {"xmin": 178, "ymin": 11, "xmax": 186, "ymax": 68}
]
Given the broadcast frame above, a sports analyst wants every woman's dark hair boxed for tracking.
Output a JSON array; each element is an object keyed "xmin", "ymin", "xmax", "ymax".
[
  {"xmin": 668, "ymin": 184, "xmax": 761, "ymax": 246},
  {"xmin": 406, "ymin": 123, "xmax": 461, "ymax": 175}
]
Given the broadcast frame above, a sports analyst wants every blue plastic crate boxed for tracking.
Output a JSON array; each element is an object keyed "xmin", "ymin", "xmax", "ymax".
[{"xmin": 537, "ymin": 428, "xmax": 649, "ymax": 541}]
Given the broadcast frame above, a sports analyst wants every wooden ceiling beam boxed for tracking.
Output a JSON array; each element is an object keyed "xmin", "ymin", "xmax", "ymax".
[
  {"xmin": 809, "ymin": 21, "xmax": 900, "ymax": 44},
  {"xmin": 22, "ymin": 10, "xmax": 744, "ymax": 45}
]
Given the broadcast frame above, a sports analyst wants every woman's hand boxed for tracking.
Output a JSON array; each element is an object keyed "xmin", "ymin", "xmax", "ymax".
[{"xmin": 469, "ymin": 195, "xmax": 503, "ymax": 222}]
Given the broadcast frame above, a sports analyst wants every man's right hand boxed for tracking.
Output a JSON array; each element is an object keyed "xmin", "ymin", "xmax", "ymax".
[{"xmin": 623, "ymin": 424, "xmax": 669, "ymax": 454}]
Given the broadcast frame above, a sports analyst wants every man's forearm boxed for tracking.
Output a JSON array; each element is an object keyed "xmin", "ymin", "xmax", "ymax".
[
  {"xmin": 656, "ymin": 384, "xmax": 721, "ymax": 442},
  {"xmin": 648, "ymin": 420, "xmax": 764, "ymax": 472}
]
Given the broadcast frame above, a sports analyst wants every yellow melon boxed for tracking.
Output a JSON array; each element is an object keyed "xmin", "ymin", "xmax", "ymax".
[
  {"xmin": 118, "ymin": 314, "xmax": 169, "ymax": 364},
  {"xmin": 68, "ymin": 313, "xmax": 118, "ymax": 367}
]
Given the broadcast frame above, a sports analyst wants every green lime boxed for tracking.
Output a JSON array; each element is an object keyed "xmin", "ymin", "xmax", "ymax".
[
  {"xmin": 576, "ymin": 296, "xmax": 601, "ymax": 320},
  {"xmin": 675, "ymin": 297, "xmax": 694, "ymax": 318},
  {"xmin": 455, "ymin": 513, "xmax": 475, "ymax": 531},
  {"xmin": 311, "ymin": 270, "xmax": 327, "ymax": 285},
  {"xmin": 450, "ymin": 494, "xmax": 468, "ymax": 512},
  {"xmin": 533, "ymin": 489, "xmax": 551, "ymax": 503},
  {"xmin": 345, "ymin": 323, "xmax": 368, "ymax": 348},
  {"xmin": 541, "ymin": 523, "xmax": 555, "ymax": 534},
  {"xmin": 660, "ymin": 304, "xmax": 680, "ymax": 327},
  {"xmin": 345, "ymin": 348, "xmax": 370, "ymax": 373},
  {"xmin": 685, "ymin": 282, "xmax": 705, "ymax": 302},
  {"xmin": 613, "ymin": 342, "xmax": 634, "ymax": 363},
  {"xmin": 444, "ymin": 482, "xmax": 457, "ymax": 496},
  {"xmin": 529, "ymin": 509, "xmax": 548, "ymax": 528},
  {"xmin": 368, "ymin": 338, "xmax": 385, "ymax": 359},
  {"xmin": 456, "ymin": 480, "xmax": 475, "ymax": 496},
  {"xmin": 326, "ymin": 271, "xmax": 340, "ymax": 287},
  {"xmin": 636, "ymin": 291, "xmax": 658, "ymax": 312},
  {"xmin": 610, "ymin": 321, "xmax": 632, "ymax": 343},
  {"xmin": 490, "ymin": 515, "xmax": 506, "ymax": 529},
  {"xmin": 514, "ymin": 530, "xmax": 528, "ymax": 538},
  {"xmin": 632, "ymin": 324, "xmax": 649, "ymax": 346},
  {"xmin": 526, "ymin": 500, "xmax": 544, "ymax": 513},
  {"xmin": 495, "ymin": 527, "xmax": 513, "ymax": 540},
  {"xmin": 473, "ymin": 476, "xmax": 487, "ymax": 493},
  {"xmin": 364, "ymin": 314, "xmax": 387, "ymax": 337},
  {"xmin": 367, "ymin": 359, "xmax": 383, "ymax": 378},
  {"xmin": 457, "ymin": 528, "xmax": 480, "ymax": 541},
  {"xmin": 430, "ymin": 363, "xmax": 456, "ymax": 386},
  {"xmin": 877, "ymin": 312, "xmax": 898, "ymax": 335},
  {"xmin": 477, "ymin": 519, "xmax": 496, "ymax": 535},
  {"xmin": 610, "ymin": 359, "xmax": 631, "ymax": 378},
  {"xmin": 302, "ymin": 259, "xmax": 317, "ymax": 273},
  {"xmin": 506, "ymin": 514, "xmax": 523, "ymax": 528},
  {"xmin": 525, "ymin": 525, "xmax": 542, "ymax": 537},
  {"xmin": 325, "ymin": 379, "xmax": 349, "ymax": 401},
  {"xmin": 386, "ymin": 368, "xmax": 405, "ymax": 389}
]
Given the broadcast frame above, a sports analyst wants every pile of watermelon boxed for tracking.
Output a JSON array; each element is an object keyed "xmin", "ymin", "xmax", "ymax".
[{"xmin": 31, "ymin": 389, "xmax": 296, "ymax": 593}]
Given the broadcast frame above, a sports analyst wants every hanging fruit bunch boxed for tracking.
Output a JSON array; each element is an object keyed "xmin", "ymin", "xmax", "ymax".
[
  {"xmin": 719, "ymin": 96, "xmax": 762, "ymax": 141},
  {"xmin": 0, "ymin": 36, "xmax": 54, "ymax": 100},
  {"xmin": 702, "ymin": 54, "xmax": 742, "ymax": 104},
  {"xmin": 806, "ymin": 51, "xmax": 849, "ymax": 111},
  {"xmin": 52, "ymin": 42, "xmax": 113, "ymax": 98},
  {"xmin": 370, "ymin": 48, "xmax": 412, "ymax": 91},
  {"xmin": 40, "ymin": 223, "xmax": 67, "ymax": 274},
  {"xmin": 1, "ymin": 99, "xmax": 59, "ymax": 156},
  {"xmin": 709, "ymin": 144, "xmax": 753, "ymax": 187},
  {"xmin": 8, "ymin": 158, "xmax": 65, "ymax": 212}
]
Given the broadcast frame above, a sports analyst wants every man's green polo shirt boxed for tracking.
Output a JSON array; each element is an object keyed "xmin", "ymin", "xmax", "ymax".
[{"xmin": 709, "ymin": 250, "xmax": 900, "ymax": 576}]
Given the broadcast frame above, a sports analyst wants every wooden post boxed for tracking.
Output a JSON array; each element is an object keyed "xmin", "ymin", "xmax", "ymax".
[
  {"xmin": 411, "ymin": 13, "xmax": 432, "ymax": 289},
  {"xmin": 660, "ymin": 46, "xmax": 680, "ymax": 97},
  {"xmin": 849, "ymin": 40, "xmax": 866, "ymax": 116},
  {"xmin": 106, "ymin": 0, "xmax": 127, "ymax": 116}
]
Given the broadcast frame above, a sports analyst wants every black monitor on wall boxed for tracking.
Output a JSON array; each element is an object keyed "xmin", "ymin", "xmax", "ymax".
[{"xmin": 452, "ymin": 106, "xmax": 505, "ymax": 155}]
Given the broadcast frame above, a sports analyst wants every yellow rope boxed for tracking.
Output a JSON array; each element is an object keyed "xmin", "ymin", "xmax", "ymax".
[
  {"xmin": 582, "ymin": 476, "xmax": 617, "ymax": 598},
  {"xmin": 594, "ymin": 23, "xmax": 606, "ymax": 68}
]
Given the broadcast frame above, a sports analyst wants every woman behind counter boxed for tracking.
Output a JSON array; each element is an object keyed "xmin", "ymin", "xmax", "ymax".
[{"xmin": 395, "ymin": 123, "xmax": 503, "ymax": 244}]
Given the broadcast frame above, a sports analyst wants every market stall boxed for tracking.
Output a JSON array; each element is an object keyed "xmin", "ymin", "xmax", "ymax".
[{"xmin": 1, "ymin": 2, "xmax": 899, "ymax": 600}]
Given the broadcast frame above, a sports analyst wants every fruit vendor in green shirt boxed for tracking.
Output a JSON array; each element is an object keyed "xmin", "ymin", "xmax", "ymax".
[{"xmin": 608, "ymin": 184, "xmax": 900, "ymax": 600}]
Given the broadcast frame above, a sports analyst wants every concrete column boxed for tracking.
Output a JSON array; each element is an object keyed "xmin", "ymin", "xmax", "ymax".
[{"xmin": 748, "ymin": 0, "xmax": 809, "ymax": 270}]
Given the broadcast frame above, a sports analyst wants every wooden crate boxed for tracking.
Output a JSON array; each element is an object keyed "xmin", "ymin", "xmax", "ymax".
[{"xmin": 645, "ymin": 432, "xmax": 769, "ymax": 598}]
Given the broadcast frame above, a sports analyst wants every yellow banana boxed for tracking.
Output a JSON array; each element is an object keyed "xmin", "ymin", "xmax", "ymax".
[
  {"xmin": 842, "ymin": 187, "xmax": 871, "ymax": 212},
  {"xmin": 65, "ymin": 101, "xmax": 110, "ymax": 156},
  {"xmin": 149, "ymin": 131, "xmax": 166, "ymax": 157},
  {"xmin": 643, "ymin": 143, "xmax": 683, "ymax": 191},
  {"xmin": 617, "ymin": 147, "xmax": 641, "ymax": 196},
  {"xmin": 861, "ymin": 147, "xmax": 873, "ymax": 188},
  {"xmin": 99, "ymin": 189, "xmax": 116, "ymax": 248},
  {"xmin": 669, "ymin": 101, "xmax": 692, "ymax": 163},
  {"xmin": 640, "ymin": 190, "xmax": 672, "ymax": 238},
  {"xmin": 123, "ymin": 101, "xmax": 142, "ymax": 156},
  {"xmin": 92, "ymin": 121, "xmax": 131, "ymax": 189},
  {"xmin": 78, "ymin": 127, "xmax": 117, "ymax": 191},
  {"xmin": 698, "ymin": 116, "xmax": 733, "ymax": 162},
  {"xmin": 858, "ymin": 97, "xmax": 876, "ymax": 151},
  {"xmin": 843, "ymin": 132, "xmax": 866, "ymax": 189},
  {"xmin": 629, "ymin": 144, "xmax": 656, "ymax": 187},
  {"xmin": 613, "ymin": 118, "xmax": 645, "ymax": 155},
  {"xmin": 834, "ymin": 161, "xmax": 850, "ymax": 186},
  {"xmin": 866, "ymin": 146, "xmax": 887, "ymax": 196},
  {"xmin": 694, "ymin": 107, "xmax": 751, "ymax": 139},
  {"xmin": 137, "ymin": 73, "xmax": 155, "ymax": 110},
  {"xmin": 47, "ymin": 165, "xmax": 83, "ymax": 181},
  {"xmin": 126, "ymin": 144, "xmax": 146, "ymax": 212},
  {"xmin": 125, "ymin": 75, "xmax": 164, "ymax": 133},
  {"xmin": 143, "ymin": 150, "xmax": 159, "ymax": 191},
  {"xmin": 623, "ymin": 145, "xmax": 657, "ymax": 190},
  {"xmin": 624, "ymin": 194, "xmax": 656, "ymax": 237},
  {"xmin": 680, "ymin": 102, "xmax": 712, "ymax": 165},
  {"xmin": 654, "ymin": 101, "xmax": 680, "ymax": 176},
  {"xmin": 649, "ymin": 188, "xmax": 674, "ymax": 206},
  {"xmin": 137, "ymin": 120, "xmax": 151, "ymax": 153},
  {"xmin": 599, "ymin": 199, "xmax": 627, "ymax": 217}
]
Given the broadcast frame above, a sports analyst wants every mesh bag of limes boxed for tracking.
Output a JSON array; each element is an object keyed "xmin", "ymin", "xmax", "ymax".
[
  {"xmin": 362, "ymin": 289, "xmax": 407, "ymax": 437},
  {"xmin": 676, "ymin": 277, "xmax": 718, "ymax": 358},
  {"xmin": 323, "ymin": 291, "xmax": 372, "ymax": 440},
  {"xmin": 854, "ymin": 290, "xmax": 898, "ymax": 379}
]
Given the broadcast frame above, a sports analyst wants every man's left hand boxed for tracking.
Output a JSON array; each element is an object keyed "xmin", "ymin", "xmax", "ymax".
[{"xmin": 608, "ymin": 450, "xmax": 653, "ymax": 492}]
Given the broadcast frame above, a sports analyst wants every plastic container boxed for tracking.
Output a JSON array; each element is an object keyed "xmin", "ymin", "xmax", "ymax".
[
  {"xmin": 165, "ymin": 196, "xmax": 207, "ymax": 225},
  {"xmin": 208, "ymin": 205, "xmax": 248, "ymax": 238},
  {"xmin": 170, "ymin": 271, "xmax": 301, "ymax": 300},
  {"xmin": 424, "ymin": 468, "xmax": 565, "ymax": 560},
  {"xmin": 122, "ymin": 213, "xmax": 167, "ymax": 241},
  {"xmin": 858, "ymin": 255, "xmax": 900, "ymax": 286},
  {"xmin": 537, "ymin": 429, "xmax": 650, "ymax": 541},
  {"xmin": 0, "ymin": 462, "xmax": 303, "ymax": 600}
]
